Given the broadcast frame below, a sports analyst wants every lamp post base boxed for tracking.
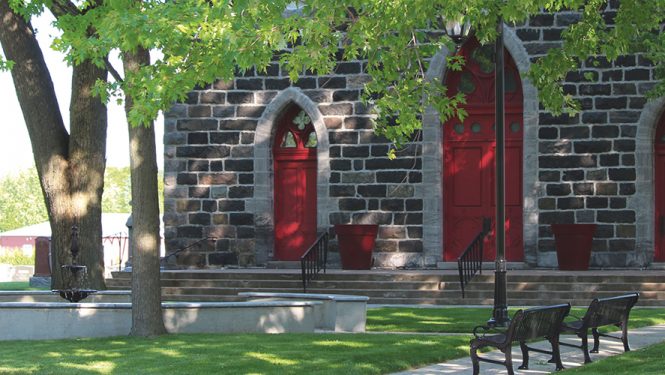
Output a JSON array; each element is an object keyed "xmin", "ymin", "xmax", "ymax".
[{"xmin": 487, "ymin": 260, "xmax": 510, "ymax": 327}]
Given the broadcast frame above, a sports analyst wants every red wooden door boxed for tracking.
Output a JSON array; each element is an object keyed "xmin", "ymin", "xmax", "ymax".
[
  {"xmin": 443, "ymin": 38, "xmax": 524, "ymax": 262},
  {"xmin": 273, "ymin": 106, "xmax": 318, "ymax": 261},
  {"xmin": 655, "ymin": 114, "xmax": 665, "ymax": 261}
]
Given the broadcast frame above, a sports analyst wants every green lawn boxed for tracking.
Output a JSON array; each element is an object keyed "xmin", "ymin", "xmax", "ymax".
[
  {"xmin": 563, "ymin": 341, "xmax": 665, "ymax": 374},
  {"xmin": 0, "ymin": 282, "xmax": 45, "ymax": 291},
  {"xmin": 0, "ymin": 333, "xmax": 469, "ymax": 374},
  {"xmin": 366, "ymin": 307, "xmax": 665, "ymax": 333},
  {"xmin": 0, "ymin": 305, "xmax": 662, "ymax": 373}
]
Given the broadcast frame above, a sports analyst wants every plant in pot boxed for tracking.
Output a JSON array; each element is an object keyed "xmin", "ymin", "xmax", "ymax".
[
  {"xmin": 550, "ymin": 223, "xmax": 597, "ymax": 270},
  {"xmin": 334, "ymin": 214, "xmax": 379, "ymax": 270}
]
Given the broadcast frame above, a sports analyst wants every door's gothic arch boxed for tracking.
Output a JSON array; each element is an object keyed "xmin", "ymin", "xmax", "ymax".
[
  {"xmin": 253, "ymin": 87, "xmax": 330, "ymax": 264},
  {"xmin": 420, "ymin": 25, "xmax": 538, "ymax": 266},
  {"xmin": 442, "ymin": 37, "xmax": 524, "ymax": 261}
]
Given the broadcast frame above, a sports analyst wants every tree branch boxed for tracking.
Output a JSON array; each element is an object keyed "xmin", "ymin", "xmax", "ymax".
[
  {"xmin": 49, "ymin": 0, "xmax": 80, "ymax": 18},
  {"xmin": 105, "ymin": 58, "xmax": 124, "ymax": 83}
]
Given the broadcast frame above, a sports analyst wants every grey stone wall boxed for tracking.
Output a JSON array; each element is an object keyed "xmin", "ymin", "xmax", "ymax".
[
  {"xmin": 163, "ymin": 3, "xmax": 662, "ymax": 268},
  {"xmin": 510, "ymin": 5, "xmax": 657, "ymax": 267},
  {"xmin": 163, "ymin": 60, "xmax": 426, "ymax": 267}
]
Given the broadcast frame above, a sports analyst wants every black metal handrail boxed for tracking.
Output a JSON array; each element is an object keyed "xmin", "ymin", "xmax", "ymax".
[
  {"xmin": 300, "ymin": 232, "xmax": 329, "ymax": 292},
  {"xmin": 160, "ymin": 236, "xmax": 217, "ymax": 266},
  {"xmin": 457, "ymin": 217, "xmax": 492, "ymax": 298}
]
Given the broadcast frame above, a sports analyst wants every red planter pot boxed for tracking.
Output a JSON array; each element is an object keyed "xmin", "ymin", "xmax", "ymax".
[
  {"xmin": 335, "ymin": 224, "xmax": 378, "ymax": 270},
  {"xmin": 551, "ymin": 224, "xmax": 597, "ymax": 271}
]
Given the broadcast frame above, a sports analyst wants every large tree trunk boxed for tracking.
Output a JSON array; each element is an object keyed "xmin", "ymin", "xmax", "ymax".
[
  {"xmin": 123, "ymin": 48, "xmax": 167, "ymax": 336},
  {"xmin": 0, "ymin": 1, "xmax": 107, "ymax": 290}
]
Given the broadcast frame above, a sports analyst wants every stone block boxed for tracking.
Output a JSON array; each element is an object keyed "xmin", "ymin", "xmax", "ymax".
[
  {"xmin": 608, "ymin": 168, "xmax": 636, "ymax": 181},
  {"xmin": 597, "ymin": 210, "xmax": 636, "ymax": 223},
  {"xmin": 208, "ymin": 251, "xmax": 239, "ymax": 266},
  {"xmin": 218, "ymin": 199, "xmax": 245, "ymax": 211},
  {"xmin": 176, "ymin": 146, "xmax": 230, "ymax": 159},
  {"xmin": 546, "ymin": 183, "xmax": 571, "ymax": 196},
  {"xmin": 177, "ymin": 226, "xmax": 203, "ymax": 239},
  {"xmin": 227, "ymin": 91, "xmax": 255, "ymax": 104},
  {"xmin": 319, "ymin": 76, "xmax": 346, "ymax": 89},
  {"xmin": 177, "ymin": 119, "xmax": 218, "ymax": 131},
  {"xmin": 573, "ymin": 183, "xmax": 594, "ymax": 195},
  {"xmin": 199, "ymin": 173, "xmax": 236, "ymax": 185},
  {"xmin": 333, "ymin": 90, "xmax": 360, "ymax": 102},
  {"xmin": 574, "ymin": 140, "xmax": 612, "ymax": 153},
  {"xmin": 595, "ymin": 97, "xmax": 627, "ymax": 109},
  {"xmin": 230, "ymin": 213, "xmax": 254, "ymax": 226},
  {"xmin": 212, "ymin": 105, "xmax": 235, "ymax": 118},
  {"xmin": 329, "ymin": 131, "xmax": 358, "ymax": 145},
  {"xmin": 330, "ymin": 185, "xmax": 356, "ymax": 197},
  {"xmin": 596, "ymin": 182, "xmax": 618, "ymax": 195}
]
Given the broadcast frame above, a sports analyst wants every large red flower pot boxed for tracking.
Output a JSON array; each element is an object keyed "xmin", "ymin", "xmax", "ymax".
[
  {"xmin": 551, "ymin": 224, "xmax": 597, "ymax": 270},
  {"xmin": 335, "ymin": 224, "xmax": 378, "ymax": 270}
]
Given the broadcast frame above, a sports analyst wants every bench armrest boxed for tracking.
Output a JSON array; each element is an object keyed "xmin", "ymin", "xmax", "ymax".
[{"xmin": 472, "ymin": 324, "xmax": 506, "ymax": 339}]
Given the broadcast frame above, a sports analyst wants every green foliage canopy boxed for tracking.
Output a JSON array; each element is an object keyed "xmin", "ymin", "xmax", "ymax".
[
  {"xmin": 7, "ymin": 0, "xmax": 665, "ymax": 148},
  {"xmin": 0, "ymin": 168, "xmax": 48, "ymax": 232}
]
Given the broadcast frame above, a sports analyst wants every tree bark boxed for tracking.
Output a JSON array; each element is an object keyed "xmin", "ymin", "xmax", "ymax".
[
  {"xmin": 123, "ymin": 48, "xmax": 167, "ymax": 336},
  {"xmin": 0, "ymin": 0, "xmax": 107, "ymax": 290}
]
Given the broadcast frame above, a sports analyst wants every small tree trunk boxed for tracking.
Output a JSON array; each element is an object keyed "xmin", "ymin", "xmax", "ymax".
[{"xmin": 124, "ymin": 48, "xmax": 167, "ymax": 337}]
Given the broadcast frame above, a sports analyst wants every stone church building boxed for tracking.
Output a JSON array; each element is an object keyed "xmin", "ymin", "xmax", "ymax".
[{"xmin": 162, "ymin": 8, "xmax": 665, "ymax": 270}]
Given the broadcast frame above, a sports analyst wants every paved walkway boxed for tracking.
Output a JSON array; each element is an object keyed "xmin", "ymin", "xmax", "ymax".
[{"xmin": 390, "ymin": 324, "xmax": 665, "ymax": 374}]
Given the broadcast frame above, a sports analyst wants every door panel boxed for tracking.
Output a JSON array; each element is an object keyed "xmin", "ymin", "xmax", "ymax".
[
  {"xmin": 443, "ymin": 38, "xmax": 524, "ymax": 262},
  {"xmin": 452, "ymin": 146, "xmax": 484, "ymax": 207},
  {"xmin": 274, "ymin": 160, "xmax": 317, "ymax": 260},
  {"xmin": 656, "ymin": 116, "xmax": 665, "ymax": 261},
  {"xmin": 273, "ymin": 105, "xmax": 318, "ymax": 261}
]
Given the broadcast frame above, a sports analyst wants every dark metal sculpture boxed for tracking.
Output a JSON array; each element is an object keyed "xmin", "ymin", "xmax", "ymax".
[{"xmin": 56, "ymin": 224, "xmax": 97, "ymax": 302}]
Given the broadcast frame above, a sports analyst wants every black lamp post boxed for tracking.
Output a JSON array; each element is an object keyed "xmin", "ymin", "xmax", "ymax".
[{"xmin": 443, "ymin": 16, "xmax": 510, "ymax": 327}]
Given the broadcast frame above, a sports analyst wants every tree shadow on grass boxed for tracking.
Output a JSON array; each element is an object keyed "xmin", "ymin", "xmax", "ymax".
[{"xmin": 0, "ymin": 333, "xmax": 470, "ymax": 374}]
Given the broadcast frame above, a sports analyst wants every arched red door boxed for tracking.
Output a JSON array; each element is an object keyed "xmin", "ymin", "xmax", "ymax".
[
  {"xmin": 273, "ymin": 105, "xmax": 318, "ymax": 261},
  {"xmin": 655, "ymin": 113, "xmax": 665, "ymax": 261},
  {"xmin": 443, "ymin": 38, "xmax": 524, "ymax": 262}
]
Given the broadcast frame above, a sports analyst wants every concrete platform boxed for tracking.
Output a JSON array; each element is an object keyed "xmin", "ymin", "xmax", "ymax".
[
  {"xmin": 0, "ymin": 290, "xmax": 131, "ymax": 303},
  {"xmin": 0, "ymin": 300, "xmax": 320, "ymax": 340},
  {"xmin": 239, "ymin": 292, "xmax": 369, "ymax": 332}
]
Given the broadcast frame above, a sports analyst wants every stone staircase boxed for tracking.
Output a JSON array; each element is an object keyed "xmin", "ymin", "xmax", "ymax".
[{"xmin": 106, "ymin": 269, "xmax": 665, "ymax": 306}]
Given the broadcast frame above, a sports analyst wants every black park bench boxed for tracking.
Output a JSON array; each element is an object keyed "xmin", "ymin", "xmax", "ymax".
[
  {"xmin": 470, "ymin": 303, "xmax": 571, "ymax": 375},
  {"xmin": 559, "ymin": 292, "xmax": 639, "ymax": 363}
]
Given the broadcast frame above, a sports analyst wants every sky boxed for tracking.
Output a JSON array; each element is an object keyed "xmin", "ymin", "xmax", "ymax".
[{"xmin": 0, "ymin": 13, "xmax": 163, "ymax": 178}]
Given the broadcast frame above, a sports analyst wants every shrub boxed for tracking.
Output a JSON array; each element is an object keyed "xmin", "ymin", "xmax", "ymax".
[{"xmin": 0, "ymin": 248, "xmax": 35, "ymax": 266}]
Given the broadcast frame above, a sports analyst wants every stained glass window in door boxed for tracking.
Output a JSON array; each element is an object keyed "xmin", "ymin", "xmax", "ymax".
[
  {"xmin": 281, "ymin": 131, "xmax": 297, "ymax": 148},
  {"xmin": 305, "ymin": 131, "xmax": 318, "ymax": 148},
  {"xmin": 459, "ymin": 72, "xmax": 475, "ymax": 94}
]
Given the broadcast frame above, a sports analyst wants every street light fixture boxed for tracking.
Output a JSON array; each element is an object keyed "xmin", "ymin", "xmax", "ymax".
[
  {"xmin": 443, "ymin": 15, "xmax": 510, "ymax": 327},
  {"xmin": 442, "ymin": 16, "xmax": 473, "ymax": 47}
]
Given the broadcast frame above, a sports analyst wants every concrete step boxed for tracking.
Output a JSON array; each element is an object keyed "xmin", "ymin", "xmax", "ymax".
[
  {"xmin": 112, "ymin": 270, "xmax": 665, "ymax": 283},
  {"xmin": 106, "ymin": 269, "xmax": 665, "ymax": 306}
]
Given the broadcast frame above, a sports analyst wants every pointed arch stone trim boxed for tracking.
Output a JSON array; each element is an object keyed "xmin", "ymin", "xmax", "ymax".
[
  {"xmin": 633, "ymin": 97, "xmax": 665, "ymax": 266},
  {"xmin": 421, "ymin": 25, "xmax": 539, "ymax": 266},
  {"xmin": 251, "ymin": 87, "xmax": 331, "ymax": 265}
]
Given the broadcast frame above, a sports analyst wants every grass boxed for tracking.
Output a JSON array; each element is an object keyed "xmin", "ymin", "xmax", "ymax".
[
  {"xmin": 563, "ymin": 341, "xmax": 665, "ymax": 374},
  {"xmin": 0, "ymin": 305, "xmax": 661, "ymax": 373},
  {"xmin": 366, "ymin": 307, "xmax": 665, "ymax": 333},
  {"xmin": 0, "ymin": 333, "xmax": 470, "ymax": 374},
  {"xmin": 0, "ymin": 282, "xmax": 45, "ymax": 291}
]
